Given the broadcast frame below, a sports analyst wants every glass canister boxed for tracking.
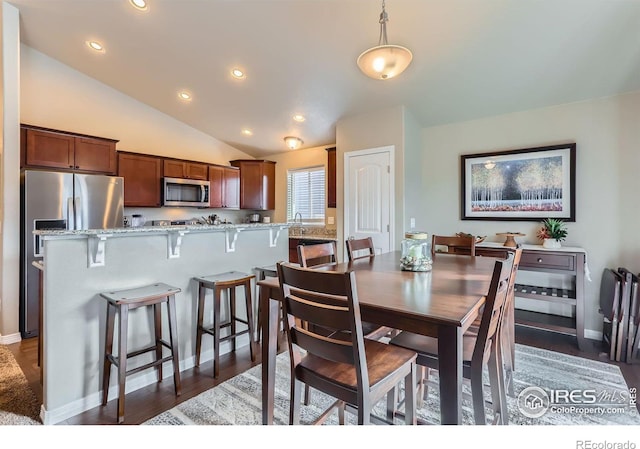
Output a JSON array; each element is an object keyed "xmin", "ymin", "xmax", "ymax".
[{"xmin": 400, "ymin": 232, "xmax": 432, "ymax": 271}]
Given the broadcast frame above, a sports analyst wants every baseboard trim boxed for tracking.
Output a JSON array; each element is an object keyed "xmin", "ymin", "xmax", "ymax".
[
  {"xmin": 585, "ymin": 328, "xmax": 603, "ymax": 341},
  {"xmin": 0, "ymin": 333, "xmax": 22, "ymax": 345}
]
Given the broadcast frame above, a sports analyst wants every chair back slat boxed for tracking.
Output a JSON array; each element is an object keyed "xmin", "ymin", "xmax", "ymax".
[
  {"xmin": 431, "ymin": 235, "xmax": 476, "ymax": 256},
  {"xmin": 473, "ymin": 252, "xmax": 515, "ymax": 362},
  {"xmin": 298, "ymin": 241, "xmax": 338, "ymax": 268},
  {"xmin": 346, "ymin": 237, "xmax": 375, "ymax": 261},
  {"xmin": 277, "ymin": 262, "xmax": 369, "ymax": 381}
]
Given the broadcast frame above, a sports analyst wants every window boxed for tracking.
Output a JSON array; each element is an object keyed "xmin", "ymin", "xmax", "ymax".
[{"xmin": 287, "ymin": 166, "xmax": 325, "ymax": 223}]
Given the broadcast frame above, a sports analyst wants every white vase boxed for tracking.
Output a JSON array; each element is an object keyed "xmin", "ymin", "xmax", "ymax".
[{"xmin": 543, "ymin": 239, "xmax": 561, "ymax": 249}]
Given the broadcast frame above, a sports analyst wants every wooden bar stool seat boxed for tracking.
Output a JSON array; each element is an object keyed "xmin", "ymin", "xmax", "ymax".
[
  {"xmin": 194, "ymin": 271, "xmax": 256, "ymax": 378},
  {"xmin": 101, "ymin": 282, "xmax": 182, "ymax": 424}
]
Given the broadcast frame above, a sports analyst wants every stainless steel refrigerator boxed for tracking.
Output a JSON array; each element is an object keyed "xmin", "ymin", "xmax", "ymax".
[{"xmin": 20, "ymin": 170, "xmax": 124, "ymax": 338}]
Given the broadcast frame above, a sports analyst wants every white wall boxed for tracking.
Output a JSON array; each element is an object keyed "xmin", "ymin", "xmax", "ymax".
[
  {"xmin": 420, "ymin": 91, "xmax": 640, "ymax": 334},
  {"xmin": 20, "ymin": 45, "xmax": 252, "ymax": 165},
  {"xmin": 336, "ymin": 105, "xmax": 406, "ymax": 261},
  {"xmin": 0, "ymin": 2, "xmax": 21, "ymax": 343}
]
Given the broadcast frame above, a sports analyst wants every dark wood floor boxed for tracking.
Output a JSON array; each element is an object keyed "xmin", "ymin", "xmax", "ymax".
[{"xmin": 7, "ymin": 326, "xmax": 640, "ymax": 425}]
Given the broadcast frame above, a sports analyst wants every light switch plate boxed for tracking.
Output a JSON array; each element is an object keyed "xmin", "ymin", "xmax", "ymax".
[
  {"xmin": 327, "ymin": 216, "xmax": 335, "ymax": 225},
  {"xmin": 410, "ymin": 218, "xmax": 415, "ymax": 229}
]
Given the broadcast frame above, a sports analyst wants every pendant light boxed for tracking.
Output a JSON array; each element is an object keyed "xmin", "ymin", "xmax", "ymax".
[{"xmin": 357, "ymin": 0, "xmax": 412, "ymax": 80}]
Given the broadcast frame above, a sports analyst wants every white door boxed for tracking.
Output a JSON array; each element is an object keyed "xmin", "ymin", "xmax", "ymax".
[{"xmin": 344, "ymin": 147, "xmax": 393, "ymax": 255}]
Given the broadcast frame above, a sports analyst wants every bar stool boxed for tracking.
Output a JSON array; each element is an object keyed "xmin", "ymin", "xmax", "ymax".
[
  {"xmin": 194, "ymin": 271, "xmax": 256, "ymax": 378},
  {"xmin": 101, "ymin": 282, "xmax": 182, "ymax": 424},
  {"xmin": 254, "ymin": 264, "xmax": 278, "ymax": 342}
]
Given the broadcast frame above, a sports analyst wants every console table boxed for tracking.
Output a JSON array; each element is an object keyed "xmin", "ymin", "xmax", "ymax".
[{"xmin": 454, "ymin": 242, "xmax": 586, "ymax": 350}]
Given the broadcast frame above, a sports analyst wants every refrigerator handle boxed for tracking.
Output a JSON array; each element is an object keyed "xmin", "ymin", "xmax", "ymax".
[
  {"xmin": 67, "ymin": 197, "xmax": 75, "ymax": 230},
  {"xmin": 75, "ymin": 197, "xmax": 82, "ymax": 230}
]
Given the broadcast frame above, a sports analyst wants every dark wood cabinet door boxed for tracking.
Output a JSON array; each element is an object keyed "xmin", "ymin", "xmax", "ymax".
[
  {"xmin": 74, "ymin": 137, "xmax": 117, "ymax": 174},
  {"xmin": 186, "ymin": 162, "xmax": 208, "ymax": 180},
  {"xmin": 163, "ymin": 159, "xmax": 186, "ymax": 178},
  {"xmin": 208, "ymin": 165, "xmax": 224, "ymax": 208},
  {"xmin": 326, "ymin": 147, "xmax": 336, "ymax": 208},
  {"xmin": 118, "ymin": 153, "xmax": 162, "ymax": 207},
  {"xmin": 223, "ymin": 167, "xmax": 240, "ymax": 209},
  {"xmin": 25, "ymin": 129, "xmax": 75, "ymax": 170},
  {"xmin": 230, "ymin": 160, "xmax": 276, "ymax": 210}
]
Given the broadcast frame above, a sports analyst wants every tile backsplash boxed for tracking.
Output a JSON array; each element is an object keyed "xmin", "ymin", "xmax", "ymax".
[{"xmin": 289, "ymin": 226, "xmax": 337, "ymax": 238}]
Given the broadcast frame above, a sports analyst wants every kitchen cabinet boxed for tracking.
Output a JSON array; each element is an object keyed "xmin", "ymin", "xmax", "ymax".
[
  {"xmin": 230, "ymin": 159, "xmax": 276, "ymax": 210},
  {"xmin": 163, "ymin": 159, "xmax": 209, "ymax": 180},
  {"xmin": 326, "ymin": 147, "xmax": 336, "ymax": 208},
  {"xmin": 21, "ymin": 125, "xmax": 118, "ymax": 174},
  {"xmin": 117, "ymin": 152, "xmax": 163, "ymax": 207},
  {"xmin": 209, "ymin": 165, "xmax": 240, "ymax": 208}
]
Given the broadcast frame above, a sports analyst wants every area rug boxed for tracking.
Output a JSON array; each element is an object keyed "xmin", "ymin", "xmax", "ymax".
[
  {"xmin": 0, "ymin": 344, "xmax": 41, "ymax": 425},
  {"xmin": 143, "ymin": 344, "xmax": 640, "ymax": 425}
]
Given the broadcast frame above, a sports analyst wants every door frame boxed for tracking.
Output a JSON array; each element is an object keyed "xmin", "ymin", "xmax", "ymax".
[{"xmin": 343, "ymin": 146, "xmax": 396, "ymax": 253}]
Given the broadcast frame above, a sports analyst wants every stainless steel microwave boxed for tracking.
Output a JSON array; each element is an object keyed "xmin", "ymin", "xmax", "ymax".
[{"xmin": 163, "ymin": 177, "xmax": 210, "ymax": 207}]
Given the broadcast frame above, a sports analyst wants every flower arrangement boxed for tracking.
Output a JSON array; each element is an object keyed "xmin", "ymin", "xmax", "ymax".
[{"xmin": 537, "ymin": 218, "xmax": 568, "ymax": 242}]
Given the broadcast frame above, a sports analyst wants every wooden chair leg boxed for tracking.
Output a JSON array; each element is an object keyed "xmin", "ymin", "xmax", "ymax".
[
  {"xmin": 102, "ymin": 303, "xmax": 115, "ymax": 406},
  {"xmin": 230, "ymin": 287, "xmax": 237, "ymax": 353},
  {"xmin": 404, "ymin": 363, "xmax": 417, "ymax": 425},
  {"xmin": 195, "ymin": 283, "xmax": 205, "ymax": 367},
  {"xmin": 304, "ymin": 385, "xmax": 311, "ymax": 406},
  {"xmin": 470, "ymin": 362, "xmax": 486, "ymax": 425},
  {"xmin": 244, "ymin": 279, "xmax": 256, "ymax": 362},
  {"xmin": 117, "ymin": 305, "xmax": 129, "ymax": 424},
  {"xmin": 153, "ymin": 303, "xmax": 163, "ymax": 382},
  {"xmin": 337, "ymin": 401, "xmax": 345, "ymax": 425},
  {"xmin": 386, "ymin": 385, "xmax": 399, "ymax": 421},
  {"xmin": 167, "ymin": 294, "xmax": 182, "ymax": 396},
  {"xmin": 213, "ymin": 286, "xmax": 222, "ymax": 378},
  {"xmin": 290, "ymin": 378, "xmax": 302, "ymax": 425}
]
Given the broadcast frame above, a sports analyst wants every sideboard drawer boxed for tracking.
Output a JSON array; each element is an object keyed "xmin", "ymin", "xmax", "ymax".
[{"xmin": 520, "ymin": 252, "xmax": 575, "ymax": 271}]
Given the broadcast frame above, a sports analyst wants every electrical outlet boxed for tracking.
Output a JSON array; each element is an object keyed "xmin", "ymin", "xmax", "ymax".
[
  {"xmin": 410, "ymin": 218, "xmax": 415, "ymax": 229},
  {"xmin": 327, "ymin": 216, "xmax": 335, "ymax": 225}
]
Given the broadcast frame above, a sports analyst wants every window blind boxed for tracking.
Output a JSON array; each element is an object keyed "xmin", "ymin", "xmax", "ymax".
[{"xmin": 287, "ymin": 166, "xmax": 326, "ymax": 223}]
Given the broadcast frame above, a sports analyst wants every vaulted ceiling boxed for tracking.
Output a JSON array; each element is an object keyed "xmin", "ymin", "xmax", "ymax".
[{"xmin": 8, "ymin": 0, "xmax": 640, "ymax": 157}]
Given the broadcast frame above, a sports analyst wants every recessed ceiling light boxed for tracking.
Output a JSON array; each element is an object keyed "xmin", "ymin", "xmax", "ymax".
[
  {"xmin": 241, "ymin": 129, "xmax": 253, "ymax": 136},
  {"xmin": 231, "ymin": 69, "xmax": 245, "ymax": 79},
  {"xmin": 292, "ymin": 114, "xmax": 306, "ymax": 123},
  {"xmin": 178, "ymin": 91, "xmax": 192, "ymax": 101},
  {"xmin": 86, "ymin": 41, "xmax": 105, "ymax": 52},
  {"xmin": 130, "ymin": 0, "xmax": 148, "ymax": 10}
]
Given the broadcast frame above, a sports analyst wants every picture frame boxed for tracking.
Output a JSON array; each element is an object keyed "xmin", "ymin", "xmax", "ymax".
[{"xmin": 460, "ymin": 143, "xmax": 576, "ymax": 221}]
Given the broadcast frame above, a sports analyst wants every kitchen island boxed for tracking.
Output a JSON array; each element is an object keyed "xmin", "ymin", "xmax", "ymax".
[{"xmin": 34, "ymin": 222, "xmax": 289, "ymax": 424}]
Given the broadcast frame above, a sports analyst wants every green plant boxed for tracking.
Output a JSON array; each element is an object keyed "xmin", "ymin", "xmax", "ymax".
[{"xmin": 537, "ymin": 218, "xmax": 568, "ymax": 241}]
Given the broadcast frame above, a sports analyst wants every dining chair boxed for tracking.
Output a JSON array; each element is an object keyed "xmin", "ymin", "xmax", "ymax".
[
  {"xmin": 388, "ymin": 252, "xmax": 515, "ymax": 425},
  {"xmin": 276, "ymin": 262, "xmax": 417, "ymax": 425},
  {"xmin": 298, "ymin": 241, "xmax": 338, "ymax": 269},
  {"xmin": 345, "ymin": 237, "xmax": 375, "ymax": 261},
  {"xmin": 298, "ymin": 240, "xmax": 394, "ymax": 405},
  {"xmin": 431, "ymin": 234, "xmax": 476, "ymax": 257}
]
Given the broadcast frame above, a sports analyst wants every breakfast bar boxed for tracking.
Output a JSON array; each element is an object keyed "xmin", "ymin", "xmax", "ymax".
[{"xmin": 35, "ymin": 223, "xmax": 289, "ymax": 424}]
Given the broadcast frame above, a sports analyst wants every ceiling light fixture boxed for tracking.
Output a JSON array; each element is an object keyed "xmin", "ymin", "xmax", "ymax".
[
  {"xmin": 284, "ymin": 136, "xmax": 303, "ymax": 150},
  {"xmin": 356, "ymin": 0, "xmax": 412, "ymax": 80},
  {"xmin": 86, "ymin": 41, "xmax": 105, "ymax": 52},
  {"xmin": 241, "ymin": 129, "xmax": 253, "ymax": 136},
  {"xmin": 178, "ymin": 91, "xmax": 192, "ymax": 101},
  {"xmin": 129, "ymin": 0, "xmax": 148, "ymax": 11},
  {"xmin": 231, "ymin": 69, "xmax": 245, "ymax": 79},
  {"xmin": 292, "ymin": 114, "xmax": 306, "ymax": 123}
]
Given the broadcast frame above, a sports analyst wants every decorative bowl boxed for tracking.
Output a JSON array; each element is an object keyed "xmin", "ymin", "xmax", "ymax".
[{"xmin": 456, "ymin": 232, "xmax": 486, "ymax": 244}]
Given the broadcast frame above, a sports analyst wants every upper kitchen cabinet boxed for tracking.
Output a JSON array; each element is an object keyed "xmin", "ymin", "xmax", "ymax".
[
  {"xmin": 230, "ymin": 159, "xmax": 276, "ymax": 210},
  {"xmin": 326, "ymin": 147, "xmax": 336, "ymax": 208},
  {"xmin": 163, "ymin": 159, "xmax": 208, "ymax": 180},
  {"xmin": 21, "ymin": 124, "xmax": 118, "ymax": 174},
  {"xmin": 117, "ymin": 152, "xmax": 163, "ymax": 207},
  {"xmin": 209, "ymin": 164, "xmax": 240, "ymax": 209}
]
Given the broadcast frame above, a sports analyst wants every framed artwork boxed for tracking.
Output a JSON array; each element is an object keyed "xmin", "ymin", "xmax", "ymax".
[{"xmin": 460, "ymin": 143, "xmax": 576, "ymax": 221}]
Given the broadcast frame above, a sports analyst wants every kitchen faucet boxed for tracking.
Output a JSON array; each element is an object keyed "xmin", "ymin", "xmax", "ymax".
[{"xmin": 294, "ymin": 212, "xmax": 304, "ymax": 234}]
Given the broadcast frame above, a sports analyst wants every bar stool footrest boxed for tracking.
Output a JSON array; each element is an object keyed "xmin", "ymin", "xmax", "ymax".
[{"xmin": 126, "ymin": 355, "xmax": 175, "ymax": 377}]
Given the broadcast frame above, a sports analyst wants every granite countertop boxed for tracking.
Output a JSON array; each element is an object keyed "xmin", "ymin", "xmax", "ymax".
[
  {"xmin": 34, "ymin": 222, "xmax": 291, "ymax": 237},
  {"xmin": 290, "ymin": 234, "xmax": 338, "ymax": 242}
]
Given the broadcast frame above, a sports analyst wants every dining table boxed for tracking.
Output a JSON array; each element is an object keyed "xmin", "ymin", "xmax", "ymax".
[{"xmin": 258, "ymin": 250, "xmax": 500, "ymax": 425}]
